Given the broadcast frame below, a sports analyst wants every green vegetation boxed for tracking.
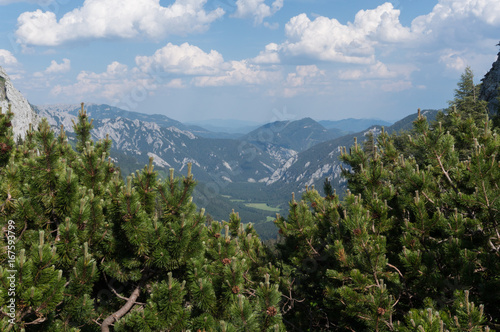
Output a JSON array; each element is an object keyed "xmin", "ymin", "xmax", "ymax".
[
  {"xmin": 244, "ymin": 203, "xmax": 281, "ymax": 212},
  {"xmin": 0, "ymin": 104, "xmax": 285, "ymax": 331},
  {"xmin": 0, "ymin": 67, "xmax": 499, "ymax": 331}
]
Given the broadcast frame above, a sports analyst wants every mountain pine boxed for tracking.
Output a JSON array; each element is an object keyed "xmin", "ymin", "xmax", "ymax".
[{"xmin": 0, "ymin": 103, "xmax": 285, "ymax": 331}]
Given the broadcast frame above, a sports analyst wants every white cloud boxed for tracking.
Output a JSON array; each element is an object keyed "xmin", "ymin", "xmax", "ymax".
[
  {"xmin": 439, "ymin": 49, "xmax": 467, "ymax": 71},
  {"xmin": 193, "ymin": 60, "xmax": 280, "ymax": 86},
  {"xmin": 0, "ymin": 49, "xmax": 23, "ymax": 79},
  {"xmin": 278, "ymin": 0, "xmax": 500, "ymax": 68},
  {"xmin": 166, "ymin": 78, "xmax": 185, "ymax": 88},
  {"xmin": 0, "ymin": 49, "xmax": 19, "ymax": 66},
  {"xmin": 34, "ymin": 58, "xmax": 71, "ymax": 78},
  {"xmin": 282, "ymin": 65, "xmax": 325, "ymax": 97},
  {"xmin": 233, "ymin": 0, "xmax": 283, "ymax": 25},
  {"xmin": 51, "ymin": 61, "xmax": 153, "ymax": 104},
  {"xmin": 281, "ymin": 3, "xmax": 411, "ymax": 64},
  {"xmin": 252, "ymin": 43, "xmax": 280, "ymax": 64},
  {"xmin": 286, "ymin": 65, "xmax": 324, "ymax": 87},
  {"xmin": 136, "ymin": 42, "xmax": 280, "ymax": 87},
  {"xmin": 136, "ymin": 42, "xmax": 225, "ymax": 75},
  {"xmin": 16, "ymin": 0, "xmax": 225, "ymax": 46},
  {"xmin": 412, "ymin": 0, "xmax": 500, "ymax": 36},
  {"xmin": 45, "ymin": 58, "xmax": 70, "ymax": 74},
  {"xmin": 338, "ymin": 61, "xmax": 399, "ymax": 80}
]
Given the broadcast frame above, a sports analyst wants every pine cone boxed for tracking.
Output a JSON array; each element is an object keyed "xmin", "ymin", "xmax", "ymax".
[
  {"xmin": 214, "ymin": 233, "xmax": 221, "ymax": 239},
  {"xmin": 266, "ymin": 306, "xmax": 277, "ymax": 317},
  {"xmin": 377, "ymin": 307, "xmax": 386, "ymax": 315},
  {"xmin": 222, "ymin": 258, "xmax": 231, "ymax": 265},
  {"xmin": 0, "ymin": 142, "xmax": 12, "ymax": 153},
  {"xmin": 232, "ymin": 285, "xmax": 239, "ymax": 294}
]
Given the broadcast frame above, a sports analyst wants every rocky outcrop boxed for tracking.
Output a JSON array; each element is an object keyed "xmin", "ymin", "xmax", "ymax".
[
  {"xmin": 479, "ymin": 48, "xmax": 500, "ymax": 115},
  {"xmin": 0, "ymin": 66, "xmax": 39, "ymax": 139}
]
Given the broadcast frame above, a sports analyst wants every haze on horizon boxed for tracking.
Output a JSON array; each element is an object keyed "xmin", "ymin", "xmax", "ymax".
[{"xmin": 0, "ymin": 0, "xmax": 499, "ymax": 124}]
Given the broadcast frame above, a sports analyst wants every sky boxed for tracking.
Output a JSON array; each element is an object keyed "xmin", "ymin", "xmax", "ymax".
[{"xmin": 0, "ymin": 0, "xmax": 499, "ymax": 124}]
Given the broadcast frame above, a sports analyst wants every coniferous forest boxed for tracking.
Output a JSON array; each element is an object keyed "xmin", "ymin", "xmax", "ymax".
[{"xmin": 0, "ymin": 68, "xmax": 499, "ymax": 331}]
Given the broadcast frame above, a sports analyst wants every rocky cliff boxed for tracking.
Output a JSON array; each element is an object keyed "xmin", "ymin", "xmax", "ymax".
[
  {"xmin": 0, "ymin": 66, "xmax": 38, "ymax": 139},
  {"xmin": 479, "ymin": 47, "xmax": 500, "ymax": 115}
]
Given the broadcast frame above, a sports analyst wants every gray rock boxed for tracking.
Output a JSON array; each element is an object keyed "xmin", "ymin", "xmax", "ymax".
[
  {"xmin": 479, "ymin": 48, "xmax": 500, "ymax": 115},
  {"xmin": 0, "ymin": 66, "xmax": 39, "ymax": 140}
]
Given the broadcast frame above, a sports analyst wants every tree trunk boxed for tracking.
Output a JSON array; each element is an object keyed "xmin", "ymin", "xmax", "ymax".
[{"xmin": 101, "ymin": 284, "xmax": 141, "ymax": 332}]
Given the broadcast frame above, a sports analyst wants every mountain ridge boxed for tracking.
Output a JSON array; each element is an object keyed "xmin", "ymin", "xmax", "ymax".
[{"xmin": 0, "ymin": 66, "xmax": 39, "ymax": 139}]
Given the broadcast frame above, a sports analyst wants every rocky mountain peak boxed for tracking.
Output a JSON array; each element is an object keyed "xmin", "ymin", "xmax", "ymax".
[
  {"xmin": 0, "ymin": 66, "xmax": 39, "ymax": 139},
  {"xmin": 479, "ymin": 46, "xmax": 500, "ymax": 115}
]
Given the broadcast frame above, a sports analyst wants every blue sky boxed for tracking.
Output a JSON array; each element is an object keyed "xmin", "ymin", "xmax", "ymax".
[{"xmin": 0, "ymin": 0, "xmax": 499, "ymax": 124}]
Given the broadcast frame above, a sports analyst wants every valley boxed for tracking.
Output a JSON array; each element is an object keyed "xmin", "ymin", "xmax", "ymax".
[{"xmin": 32, "ymin": 102, "xmax": 442, "ymax": 239}]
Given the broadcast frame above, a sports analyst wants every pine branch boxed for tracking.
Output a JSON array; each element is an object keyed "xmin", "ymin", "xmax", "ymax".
[
  {"xmin": 434, "ymin": 152, "xmax": 458, "ymax": 193},
  {"xmin": 105, "ymin": 274, "xmax": 146, "ymax": 305},
  {"xmin": 100, "ymin": 283, "xmax": 142, "ymax": 332}
]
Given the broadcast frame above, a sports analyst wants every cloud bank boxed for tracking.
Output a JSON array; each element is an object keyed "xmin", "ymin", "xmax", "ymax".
[{"xmin": 16, "ymin": 0, "xmax": 225, "ymax": 46}]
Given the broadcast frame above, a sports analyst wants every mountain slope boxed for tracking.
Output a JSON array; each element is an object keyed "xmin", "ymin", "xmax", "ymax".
[
  {"xmin": 319, "ymin": 118, "xmax": 392, "ymax": 133},
  {"xmin": 479, "ymin": 49, "xmax": 500, "ymax": 115},
  {"xmin": 266, "ymin": 110, "xmax": 440, "ymax": 201},
  {"xmin": 0, "ymin": 66, "xmax": 39, "ymax": 139},
  {"xmin": 35, "ymin": 104, "xmax": 297, "ymax": 185},
  {"xmin": 242, "ymin": 117, "xmax": 344, "ymax": 152}
]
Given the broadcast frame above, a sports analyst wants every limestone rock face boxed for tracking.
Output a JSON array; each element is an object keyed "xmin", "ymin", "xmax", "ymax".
[
  {"xmin": 479, "ymin": 50, "xmax": 500, "ymax": 115},
  {"xmin": 0, "ymin": 66, "xmax": 39, "ymax": 139}
]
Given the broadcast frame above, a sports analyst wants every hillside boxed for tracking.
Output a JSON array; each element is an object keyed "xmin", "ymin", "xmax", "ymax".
[
  {"xmin": 242, "ymin": 117, "xmax": 345, "ymax": 152},
  {"xmin": 319, "ymin": 118, "xmax": 392, "ymax": 133}
]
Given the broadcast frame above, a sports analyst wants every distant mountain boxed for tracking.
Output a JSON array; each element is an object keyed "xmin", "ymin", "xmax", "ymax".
[
  {"xmin": 319, "ymin": 118, "xmax": 392, "ymax": 133},
  {"xmin": 0, "ymin": 66, "xmax": 39, "ymax": 139},
  {"xmin": 186, "ymin": 118, "xmax": 262, "ymax": 135},
  {"xmin": 34, "ymin": 104, "xmax": 297, "ymax": 185},
  {"xmin": 265, "ymin": 109, "xmax": 440, "ymax": 200},
  {"xmin": 386, "ymin": 109, "xmax": 439, "ymax": 133},
  {"xmin": 242, "ymin": 117, "xmax": 345, "ymax": 152}
]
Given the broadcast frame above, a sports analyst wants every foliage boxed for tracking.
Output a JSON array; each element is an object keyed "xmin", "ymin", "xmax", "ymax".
[
  {"xmin": 0, "ymin": 65, "xmax": 498, "ymax": 331},
  {"xmin": 0, "ymin": 103, "xmax": 284, "ymax": 331},
  {"xmin": 274, "ymin": 68, "xmax": 499, "ymax": 331}
]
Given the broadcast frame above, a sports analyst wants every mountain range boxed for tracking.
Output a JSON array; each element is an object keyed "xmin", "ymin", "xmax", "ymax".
[
  {"xmin": 32, "ymin": 102, "xmax": 438, "ymax": 238},
  {"xmin": 4, "ymin": 48, "xmax": 500, "ymax": 238},
  {"xmin": 0, "ymin": 65, "xmax": 443, "ymax": 239}
]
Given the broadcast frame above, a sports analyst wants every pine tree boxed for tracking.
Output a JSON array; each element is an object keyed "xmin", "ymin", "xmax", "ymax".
[
  {"xmin": 0, "ymin": 105, "xmax": 14, "ymax": 168},
  {"xmin": 0, "ymin": 103, "xmax": 286, "ymax": 331},
  {"xmin": 276, "ymin": 102, "xmax": 498, "ymax": 330}
]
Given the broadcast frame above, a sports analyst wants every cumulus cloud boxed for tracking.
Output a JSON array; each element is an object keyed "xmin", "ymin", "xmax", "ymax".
[
  {"xmin": 16, "ymin": 0, "xmax": 225, "ymax": 46},
  {"xmin": 281, "ymin": 65, "xmax": 325, "ymax": 97},
  {"xmin": 51, "ymin": 42, "xmax": 282, "ymax": 104},
  {"xmin": 281, "ymin": 3, "xmax": 411, "ymax": 64},
  {"xmin": 252, "ymin": 43, "xmax": 280, "ymax": 64},
  {"xmin": 278, "ymin": 0, "xmax": 500, "ymax": 66},
  {"xmin": 136, "ymin": 42, "xmax": 280, "ymax": 87},
  {"xmin": 51, "ymin": 61, "xmax": 152, "ymax": 105},
  {"xmin": 0, "ymin": 49, "xmax": 19, "ymax": 67},
  {"xmin": 412, "ymin": 0, "xmax": 500, "ymax": 37},
  {"xmin": 193, "ymin": 60, "xmax": 281, "ymax": 86},
  {"xmin": 233, "ymin": 0, "xmax": 283, "ymax": 25},
  {"xmin": 45, "ymin": 58, "xmax": 71, "ymax": 74},
  {"xmin": 0, "ymin": 49, "xmax": 23, "ymax": 79},
  {"xmin": 439, "ymin": 49, "xmax": 467, "ymax": 71},
  {"xmin": 136, "ymin": 42, "xmax": 225, "ymax": 76},
  {"xmin": 338, "ymin": 61, "xmax": 399, "ymax": 80}
]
